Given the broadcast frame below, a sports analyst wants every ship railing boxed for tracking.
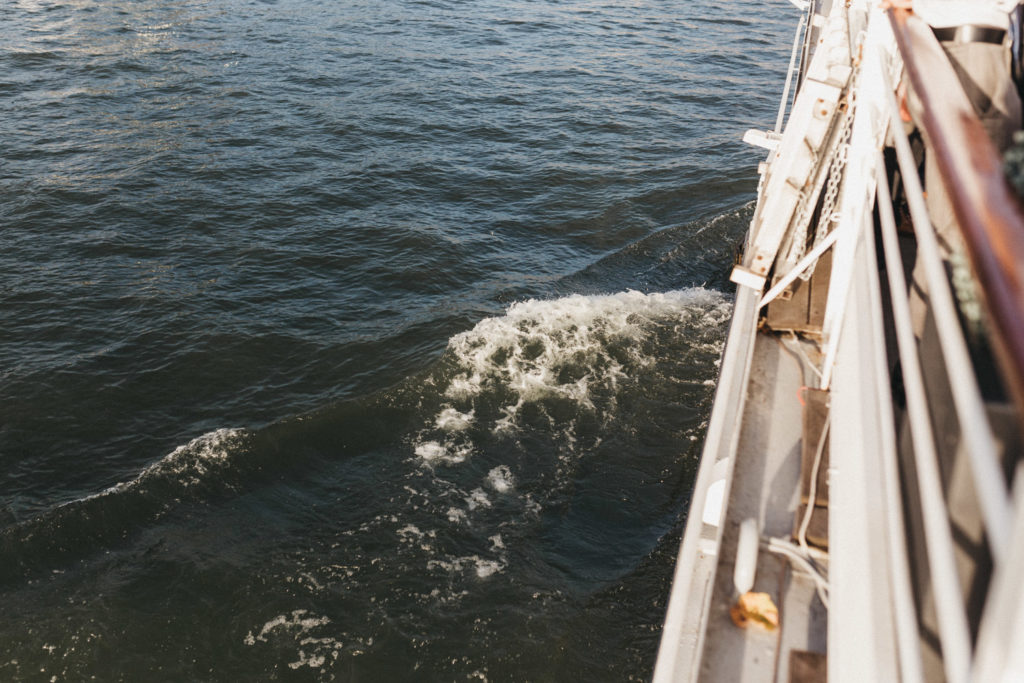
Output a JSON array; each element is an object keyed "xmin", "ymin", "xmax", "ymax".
[
  {"xmin": 773, "ymin": 0, "xmax": 811, "ymax": 135},
  {"xmin": 656, "ymin": 4, "xmax": 1024, "ymax": 680},
  {"xmin": 829, "ymin": 7, "xmax": 1023, "ymax": 683},
  {"xmin": 888, "ymin": 9, "xmax": 1024, "ymax": 421}
]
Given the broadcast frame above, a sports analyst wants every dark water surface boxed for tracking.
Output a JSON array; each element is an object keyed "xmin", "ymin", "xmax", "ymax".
[{"xmin": 1, "ymin": 0, "xmax": 791, "ymax": 679}]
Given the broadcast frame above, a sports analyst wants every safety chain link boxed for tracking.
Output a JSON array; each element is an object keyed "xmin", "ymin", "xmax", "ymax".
[
  {"xmin": 786, "ymin": 63, "xmax": 860, "ymax": 280},
  {"xmin": 813, "ymin": 91, "xmax": 856, "ymax": 246},
  {"xmin": 782, "ymin": 92, "xmax": 854, "ymax": 273}
]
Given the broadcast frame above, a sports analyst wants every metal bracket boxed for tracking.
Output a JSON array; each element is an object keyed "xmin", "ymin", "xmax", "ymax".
[
  {"xmin": 743, "ymin": 128, "xmax": 783, "ymax": 151},
  {"xmin": 730, "ymin": 266, "xmax": 767, "ymax": 291}
]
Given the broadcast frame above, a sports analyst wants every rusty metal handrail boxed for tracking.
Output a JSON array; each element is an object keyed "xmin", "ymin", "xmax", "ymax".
[
  {"xmin": 888, "ymin": 7, "xmax": 1015, "ymax": 560},
  {"xmin": 889, "ymin": 8, "xmax": 1024, "ymax": 415}
]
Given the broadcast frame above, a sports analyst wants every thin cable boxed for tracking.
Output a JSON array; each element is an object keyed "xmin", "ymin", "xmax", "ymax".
[
  {"xmin": 787, "ymin": 332, "xmax": 825, "ymax": 382},
  {"xmin": 799, "ymin": 416, "xmax": 830, "ymax": 556},
  {"xmin": 765, "ymin": 537, "xmax": 830, "ymax": 609}
]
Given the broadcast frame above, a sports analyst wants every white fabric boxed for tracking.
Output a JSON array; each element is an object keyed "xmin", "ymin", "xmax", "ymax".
[{"xmin": 914, "ymin": 0, "xmax": 1017, "ymax": 30}]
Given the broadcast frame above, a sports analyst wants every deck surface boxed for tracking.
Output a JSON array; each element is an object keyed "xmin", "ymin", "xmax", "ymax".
[{"xmin": 697, "ymin": 331, "xmax": 828, "ymax": 682}]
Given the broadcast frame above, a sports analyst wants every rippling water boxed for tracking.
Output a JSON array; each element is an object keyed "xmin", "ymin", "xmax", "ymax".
[{"xmin": 1, "ymin": 0, "xmax": 792, "ymax": 679}]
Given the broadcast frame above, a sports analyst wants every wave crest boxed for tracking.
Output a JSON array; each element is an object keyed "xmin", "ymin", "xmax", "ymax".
[{"xmin": 413, "ymin": 288, "xmax": 730, "ymax": 463}]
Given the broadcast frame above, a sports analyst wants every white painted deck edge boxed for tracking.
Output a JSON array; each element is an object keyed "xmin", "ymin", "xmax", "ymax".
[
  {"xmin": 827, "ymin": 212, "xmax": 901, "ymax": 683},
  {"xmin": 652, "ymin": 284, "xmax": 761, "ymax": 683}
]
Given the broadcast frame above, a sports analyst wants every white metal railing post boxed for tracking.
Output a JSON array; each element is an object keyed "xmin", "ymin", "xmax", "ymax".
[
  {"xmin": 875, "ymin": 138, "xmax": 973, "ymax": 683},
  {"xmin": 877, "ymin": 54, "xmax": 1012, "ymax": 559},
  {"xmin": 775, "ymin": 5, "xmax": 810, "ymax": 134},
  {"xmin": 972, "ymin": 471, "xmax": 1024, "ymax": 682},
  {"xmin": 872, "ymin": 159, "xmax": 933, "ymax": 683},
  {"xmin": 818, "ymin": 11, "xmax": 885, "ymax": 389}
]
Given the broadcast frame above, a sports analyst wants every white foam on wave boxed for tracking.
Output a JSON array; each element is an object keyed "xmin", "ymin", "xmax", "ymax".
[
  {"xmin": 404, "ymin": 289, "xmax": 729, "ymax": 594},
  {"xmin": 443, "ymin": 288, "xmax": 727, "ymax": 430},
  {"xmin": 144, "ymin": 428, "xmax": 245, "ymax": 483},
  {"xmin": 288, "ymin": 650, "xmax": 327, "ymax": 670},
  {"xmin": 427, "ymin": 555, "xmax": 506, "ymax": 579},
  {"xmin": 412, "ymin": 288, "xmax": 729, "ymax": 469},
  {"xmin": 414, "ymin": 439, "xmax": 471, "ymax": 464},
  {"xmin": 59, "ymin": 428, "xmax": 246, "ymax": 508},
  {"xmin": 474, "ymin": 558, "xmax": 504, "ymax": 578},
  {"xmin": 245, "ymin": 610, "xmax": 330, "ymax": 646},
  {"xmin": 435, "ymin": 407, "xmax": 474, "ymax": 432},
  {"xmin": 397, "ymin": 524, "xmax": 424, "ymax": 540},
  {"xmin": 414, "ymin": 441, "xmax": 447, "ymax": 461},
  {"xmin": 244, "ymin": 609, "xmax": 343, "ymax": 671},
  {"xmin": 465, "ymin": 488, "xmax": 491, "ymax": 510},
  {"xmin": 397, "ymin": 524, "xmax": 437, "ymax": 552},
  {"xmin": 485, "ymin": 465, "xmax": 515, "ymax": 493}
]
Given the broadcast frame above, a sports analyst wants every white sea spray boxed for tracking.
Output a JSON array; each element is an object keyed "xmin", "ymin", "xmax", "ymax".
[
  {"xmin": 465, "ymin": 489, "xmax": 491, "ymax": 511},
  {"xmin": 59, "ymin": 428, "xmax": 247, "ymax": 509},
  {"xmin": 435, "ymin": 407, "xmax": 474, "ymax": 432},
  {"xmin": 485, "ymin": 465, "xmax": 515, "ymax": 493},
  {"xmin": 441, "ymin": 288, "xmax": 728, "ymax": 430},
  {"xmin": 426, "ymin": 555, "xmax": 506, "ymax": 579}
]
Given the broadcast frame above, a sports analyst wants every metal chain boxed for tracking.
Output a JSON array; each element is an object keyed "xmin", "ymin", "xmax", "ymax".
[
  {"xmin": 788, "ymin": 66, "xmax": 859, "ymax": 281},
  {"xmin": 783, "ymin": 88, "xmax": 856, "ymax": 273},
  {"xmin": 813, "ymin": 95, "xmax": 855, "ymax": 247}
]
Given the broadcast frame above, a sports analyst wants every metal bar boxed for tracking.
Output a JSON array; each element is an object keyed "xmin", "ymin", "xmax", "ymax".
[
  {"xmin": 776, "ymin": 9, "xmax": 809, "ymax": 134},
  {"xmin": 828, "ymin": 208, "xmax": 904, "ymax": 683},
  {"xmin": 972, "ymin": 472, "xmax": 1024, "ymax": 682},
  {"xmin": 817, "ymin": 149, "xmax": 871, "ymax": 392},
  {"xmin": 885, "ymin": 11, "xmax": 1013, "ymax": 557},
  {"xmin": 873, "ymin": 158, "xmax": 928, "ymax": 683},
  {"xmin": 759, "ymin": 228, "xmax": 839, "ymax": 309},
  {"xmin": 889, "ymin": 7, "xmax": 1024, "ymax": 419},
  {"xmin": 877, "ymin": 116, "xmax": 973, "ymax": 683},
  {"xmin": 795, "ymin": 0, "xmax": 818, "ymax": 91},
  {"xmin": 816, "ymin": 2, "xmax": 881, "ymax": 391}
]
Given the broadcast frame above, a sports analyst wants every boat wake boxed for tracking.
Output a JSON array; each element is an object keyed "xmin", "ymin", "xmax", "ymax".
[
  {"xmin": 231, "ymin": 286, "xmax": 733, "ymax": 678},
  {"xmin": 413, "ymin": 288, "xmax": 729, "ymax": 464},
  {"xmin": 1, "ymin": 217, "xmax": 742, "ymax": 680}
]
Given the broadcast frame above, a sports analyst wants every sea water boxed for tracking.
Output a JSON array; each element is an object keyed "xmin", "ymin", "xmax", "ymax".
[{"xmin": 0, "ymin": 0, "xmax": 791, "ymax": 679}]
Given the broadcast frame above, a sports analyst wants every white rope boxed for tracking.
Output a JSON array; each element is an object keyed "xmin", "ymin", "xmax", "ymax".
[
  {"xmin": 765, "ymin": 537, "xmax": 830, "ymax": 609},
  {"xmin": 798, "ymin": 416, "xmax": 829, "ymax": 555},
  {"xmin": 784, "ymin": 332, "xmax": 824, "ymax": 382}
]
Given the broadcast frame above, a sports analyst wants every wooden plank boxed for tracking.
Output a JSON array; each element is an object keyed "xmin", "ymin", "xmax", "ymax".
[
  {"xmin": 765, "ymin": 248, "xmax": 832, "ymax": 335},
  {"xmin": 808, "ymin": 248, "xmax": 832, "ymax": 330},
  {"xmin": 801, "ymin": 389, "xmax": 830, "ymax": 507},
  {"xmin": 789, "ymin": 650, "xmax": 828, "ymax": 683},
  {"xmin": 795, "ymin": 388, "xmax": 829, "ymax": 549},
  {"xmin": 766, "ymin": 272, "xmax": 812, "ymax": 331}
]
